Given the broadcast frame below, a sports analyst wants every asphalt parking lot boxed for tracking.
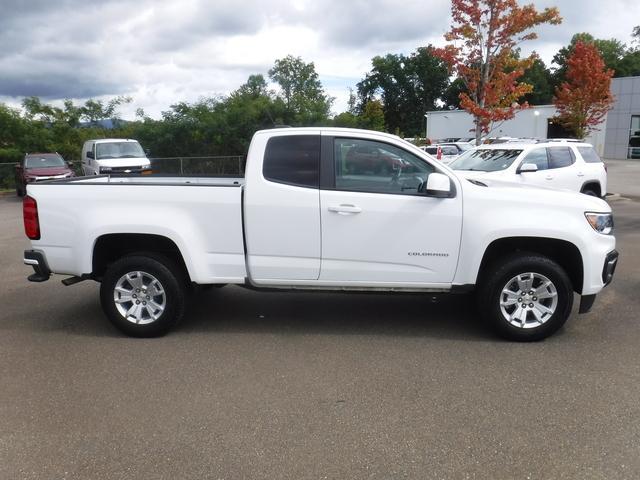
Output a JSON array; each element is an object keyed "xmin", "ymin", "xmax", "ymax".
[{"xmin": 1, "ymin": 172, "xmax": 640, "ymax": 478}]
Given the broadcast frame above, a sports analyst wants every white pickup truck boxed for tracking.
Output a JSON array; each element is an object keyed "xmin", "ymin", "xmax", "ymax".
[{"xmin": 22, "ymin": 128, "xmax": 618, "ymax": 341}]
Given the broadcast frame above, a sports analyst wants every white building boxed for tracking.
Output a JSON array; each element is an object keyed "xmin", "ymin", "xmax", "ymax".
[{"xmin": 425, "ymin": 76, "xmax": 640, "ymax": 159}]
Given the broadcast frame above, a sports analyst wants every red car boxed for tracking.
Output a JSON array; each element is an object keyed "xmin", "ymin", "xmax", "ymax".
[
  {"xmin": 15, "ymin": 153, "xmax": 75, "ymax": 196},
  {"xmin": 344, "ymin": 144, "xmax": 405, "ymax": 174}
]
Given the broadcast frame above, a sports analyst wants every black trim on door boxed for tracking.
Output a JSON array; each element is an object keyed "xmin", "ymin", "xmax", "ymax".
[{"xmin": 320, "ymin": 134, "xmax": 335, "ymax": 190}]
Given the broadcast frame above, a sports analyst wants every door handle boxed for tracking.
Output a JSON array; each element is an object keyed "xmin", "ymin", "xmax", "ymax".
[
  {"xmin": 328, "ymin": 204, "xmax": 362, "ymax": 215},
  {"xmin": 577, "ymin": 172, "xmax": 585, "ymax": 177},
  {"xmin": 545, "ymin": 175, "xmax": 553, "ymax": 180}
]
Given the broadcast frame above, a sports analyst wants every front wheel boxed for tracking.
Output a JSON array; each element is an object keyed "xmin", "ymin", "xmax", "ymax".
[
  {"xmin": 478, "ymin": 253, "xmax": 573, "ymax": 341},
  {"xmin": 100, "ymin": 255, "xmax": 186, "ymax": 337}
]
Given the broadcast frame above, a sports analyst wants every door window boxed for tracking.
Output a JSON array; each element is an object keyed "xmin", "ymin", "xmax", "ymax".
[
  {"xmin": 263, "ymin": 135, "xmax": 320, "ymax": 188},
  {"xmin": 521, "ymin": 148, "xmax": 549, "ymax": 170},
  {"xmin": 334, "ymin": 138, "xmax": 435, "ymax": 195},
  {"xmin": 547, "ymin": 147, "xmax": 575, "ymax": 169}
]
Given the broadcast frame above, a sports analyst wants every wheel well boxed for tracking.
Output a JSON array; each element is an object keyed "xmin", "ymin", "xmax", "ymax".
[
  {"xmin": 581, "ymin": 182, "xmax": 601, "ymax": 196},
  {"xmin": 478, "ymin": 237, "xmax": 584, "ymax": 294},
  {"xmin": 92, "ymin": 234, "xmax": 190, "ymax": 281}
]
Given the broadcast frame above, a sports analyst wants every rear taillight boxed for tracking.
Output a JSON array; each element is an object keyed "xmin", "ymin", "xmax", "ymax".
[{"xmin": 23, "ymin": 195, "xmax": 40, "ymax": 240}]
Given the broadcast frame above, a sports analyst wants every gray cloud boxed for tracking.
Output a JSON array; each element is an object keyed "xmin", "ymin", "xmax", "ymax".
[{"xmin": 0, "ymin": 0, "xmax": 638, "ymax": 115}]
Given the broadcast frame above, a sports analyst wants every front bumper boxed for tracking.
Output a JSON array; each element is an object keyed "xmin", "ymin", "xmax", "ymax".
[
  {"xmin": 579, "ymin": 249, "xmax": 619, "ymax": 314},
  {"xmin": 24, "ymin": 250, "xmax": 51, "ymax": 282},
  {"xmin": 602, "ymin": 250, "xmax": 619, "ymax": 286}
]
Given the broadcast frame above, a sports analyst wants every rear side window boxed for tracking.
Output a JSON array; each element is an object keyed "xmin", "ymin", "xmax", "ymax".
[
  {"xmin": 577, "ymin": 146, "xmax": 602, "ymax": 163},
  {"xmin": 263, "ymin": 135, "xmax": 320, "ymax": 188},
  {"xmin": 547, "ymin": 147, "xmax": 575, "ymax": 169}
]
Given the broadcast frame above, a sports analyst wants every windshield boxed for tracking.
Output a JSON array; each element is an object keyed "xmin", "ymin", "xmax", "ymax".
[
  {"xmin": 96, "ymin": 142, "xmax": 145, "ymax": 159},
  {"xmin": 25, "ymin": 155, "xmax": 65, "ymax": 168},
  {"xmin": 449, "ymin": 148, "xmax": 523, "ymax": 172}
]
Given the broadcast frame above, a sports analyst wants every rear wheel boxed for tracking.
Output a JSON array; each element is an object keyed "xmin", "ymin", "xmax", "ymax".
[
  {"xmin": 582, "ymin": 189, "xmax": 598, "ymax": 197},
  {"xmin": 100, "ymin": 255, "xmax": 186, "ymax": 337},
  {"xmin": 478, "ymin": 253, "xmax": 573, "ymax": 341}
]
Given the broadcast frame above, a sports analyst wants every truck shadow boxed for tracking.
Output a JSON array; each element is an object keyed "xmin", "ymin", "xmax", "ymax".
[
  {"xmin": 46, "ymin": 286, "xmax": 493, "ymax": 341},
  {"xmin": 176, "ymin": 286, "xmax": 493, "ymax": 341}
]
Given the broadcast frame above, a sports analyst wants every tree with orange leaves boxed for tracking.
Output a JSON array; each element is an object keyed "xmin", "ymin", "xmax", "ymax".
[
  {"xmin": 434, "ymin": 0, "xmax": 562, "ymax": 144},
  {"xmin": 553, "ymin": 41, "xmax": 614, "ymax": 139}
]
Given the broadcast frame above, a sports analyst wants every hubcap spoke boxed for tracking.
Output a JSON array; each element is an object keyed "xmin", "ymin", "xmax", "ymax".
[
  {"xmin": 517, "ymin": 273, "xmax": 534, "ymax": 293},
  {"xmin": 147, "ymin": 282, "xmax": 164, "ymax": 297},
  {"xmin": 534, "ymin": 303, "xmax": 554, "ymax": 316}
]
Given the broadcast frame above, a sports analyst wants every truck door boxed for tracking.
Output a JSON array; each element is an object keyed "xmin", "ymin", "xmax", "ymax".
[
  {"xmin": 319, "ymin": 135, "xmax": 463, "ymax": 285},
  {"xmin": 243, "ymin": 132, "xmax": 322, "ymax": 282}
]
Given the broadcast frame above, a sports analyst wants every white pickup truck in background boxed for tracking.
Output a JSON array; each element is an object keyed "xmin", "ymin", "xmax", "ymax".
[{"xmin": 22, "ymin": 128, "xmax": 618, "ymax": 341}]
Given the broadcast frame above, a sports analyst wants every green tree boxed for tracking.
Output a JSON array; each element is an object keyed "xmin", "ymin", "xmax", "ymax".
[
  {"xmin": 357, "ymin": 46, "xmax": 449, "ymax": 135},
  {"xmin": 442, "ymin": 77, "xmax": 467, "ymax": 109},
  {"xmin": 520, "ymin": 58, "xmax": 554, "ymax": 105},
  {"xmin": 268, "ymin": 55, "xmax": 333, "ymax": 125},
  {"xmin": 333, "ymin": 112, "xmax": 359, "ymax": 128},
  {"xmin": 80, "ymin": 96, "xmax": 132, "ymax": 126},
  {"xmin": 359, "ymin": 100, "xmax": 385, "ymax": 132}
]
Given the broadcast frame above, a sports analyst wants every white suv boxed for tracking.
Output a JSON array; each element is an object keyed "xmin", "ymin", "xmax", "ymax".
[{"xmin": 449, "ymin": 141, "xmax": 607, "ymax": 197}]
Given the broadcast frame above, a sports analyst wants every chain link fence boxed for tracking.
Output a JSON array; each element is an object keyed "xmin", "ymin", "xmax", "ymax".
[{"xmin": 149, "ymin": 156, "xmax": 245, "ymax": 175}]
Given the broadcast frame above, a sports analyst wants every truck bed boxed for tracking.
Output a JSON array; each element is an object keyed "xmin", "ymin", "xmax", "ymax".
[{"xmin": 26, "ymin": 175, "xmax": 248, "ymax": 284}]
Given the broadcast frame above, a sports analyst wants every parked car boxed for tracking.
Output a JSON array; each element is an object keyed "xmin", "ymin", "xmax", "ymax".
[
  {"xmin": 14, "ymin": 153, "xmax": 75, "ymax": 196},
  {"xmin": 81, "ymin": 138, "xmax": 151, "ymax": 175},
  {"xmin": 422, "ymin": 145, "xmax": 461, "ymax": 164},
  {"xmin": 22, "ymin": 128, "xmax": 617, "ymax": 341},
  {"xmin": 344, "ymin": 143, "xmax": 404, "ymax": 174},
  {"xmin": 449, "ymin": 142, "xmax": 607, "ymax": 197}
]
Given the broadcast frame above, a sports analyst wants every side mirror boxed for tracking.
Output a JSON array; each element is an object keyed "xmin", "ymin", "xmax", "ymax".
[
  {"xmin": 86, "ymin": 151, "xmax": 94, "ymax": 159},
  {"xmin": 145, "ymin": 149, "xmax": 151, "ymax": 157},
  {"xmin": 519, "ymin": 163, "xmax": 538, "ymax": 173},
  {"xmin": 424, "ymin": 172, "xmax": 452, "ymax": 198},
  {"xmin": 15, "ymin": 163, "xmax": 20, "ymax": 169}
]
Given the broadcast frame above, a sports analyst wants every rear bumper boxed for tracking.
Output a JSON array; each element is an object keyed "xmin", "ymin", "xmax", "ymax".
[{"xmin": 24, "ymin": 250, "xmax": 51, "ymax": 282}]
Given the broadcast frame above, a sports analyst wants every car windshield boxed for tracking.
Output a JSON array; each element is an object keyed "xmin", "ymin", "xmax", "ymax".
[
  {"xmin": 449, "ymin": 148, "xmax": 523, "ymax": 172},
  {"xmin": 96, "ymin": 142, "xmax": 145, "ymax": 159},
  {"xmin": 25, "ymin": 155, "xmax": 65, "ymax": 168}
]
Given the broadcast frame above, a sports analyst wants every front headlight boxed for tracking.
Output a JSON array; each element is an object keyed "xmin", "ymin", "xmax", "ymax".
[{"xmin": 585, "ymin": 212, "xmax": 614, "ymax": 235}]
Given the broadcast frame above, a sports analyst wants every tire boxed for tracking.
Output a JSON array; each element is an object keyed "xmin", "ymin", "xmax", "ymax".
[
  {"xmin": 100, "ymin": 254, "xmax": 186, "ymax": 337},
  {"xmin": 477, "ymin": 253, "xmax": 573, "ymax": 341},
  {"xmin": 582, "ymin": 189, "xmax": 598, "ymax": 197}
]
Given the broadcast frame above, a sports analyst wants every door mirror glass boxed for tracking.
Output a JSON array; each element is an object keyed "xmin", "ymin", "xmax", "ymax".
[
  {"xmin": 86, "ymin": 151, "xmax": 94, "ymax": 159},
  {"xmin": 424, "ymin": 172, "xmax": 452, "ymax": 197},
  {"xmin": 519, "ymin": 163, "xmax": 538, "ymax": 173}
]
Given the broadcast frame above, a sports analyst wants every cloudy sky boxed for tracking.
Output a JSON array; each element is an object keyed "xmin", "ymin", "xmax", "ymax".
[{"xmin": 1, "ymin": 0, "xmax": 639, "ymax": 118}]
